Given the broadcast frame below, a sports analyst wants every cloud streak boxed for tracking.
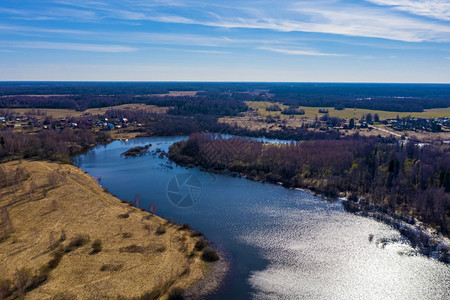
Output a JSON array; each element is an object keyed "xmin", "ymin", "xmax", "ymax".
[
  {"xmin": 365, "ymin": 0, "xmax": 450, "ymax": 21},
  {"xmin": 259, "ymin": 47, "xmax": 347, "ymax": 56},
  {"xmin": 1, "ymin": 41, "xmax": 137, "ymax": 53},
  {"xmin": 1, "ymin": 1, "xmax": 449, "ymax": 42}
]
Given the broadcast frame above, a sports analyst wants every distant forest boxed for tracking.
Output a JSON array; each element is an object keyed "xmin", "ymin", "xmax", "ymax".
[{"xmin": 1, "ymin": 82, "xmax": 449, "ymax": 113}]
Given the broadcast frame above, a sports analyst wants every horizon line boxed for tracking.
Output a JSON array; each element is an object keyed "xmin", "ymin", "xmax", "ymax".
[{"xmin": 0, "ymin": 81, "xmax": 450, "ymax": 85}]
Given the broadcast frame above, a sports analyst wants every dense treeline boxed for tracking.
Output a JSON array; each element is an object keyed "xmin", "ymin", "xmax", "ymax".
[
  {"xmin": 281, "ymin": 107, "xmax": 305, "ymax": 115},
  {"xmin": 0, "ymin": 82, "xmax": 268, "ymax": 96},
  {"xmin": 0, "ymin": 128, "xmax": 110, "ymax": 163},
  {"xmin": 149, "ymin": 96, "xmax": 247, "ymax": 116},
  {"xmin": 273, "ymin": 97, "xmax": 449, "ymax": 112},
  {"xmin": 169, "ymin": 133, "xmax": 450, "ymax": 235},
  {"xmin": 0, "ymin": 95, "xmax": 131, "ymax": 110},
  {"xmin": 0, "ymin": 94, "xmax": 248, "ymax": 116},
  {"xmin": 269, "ymin": 83, "xmax": 450, "ymax": 112},
  {"xmin": 1, "ymin": 82, "xmax": 449, "ymax": 113}
]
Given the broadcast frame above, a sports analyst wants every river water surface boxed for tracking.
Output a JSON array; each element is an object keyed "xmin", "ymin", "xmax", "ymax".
[{"xmin": 76, "ymin": 137, "xmax": 449, "ymax": 299}]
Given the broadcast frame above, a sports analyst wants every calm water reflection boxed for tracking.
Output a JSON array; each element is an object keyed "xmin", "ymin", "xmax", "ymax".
[{"xmin": 76, "ymin": 137, "xmax": 450, "ymax": 299}]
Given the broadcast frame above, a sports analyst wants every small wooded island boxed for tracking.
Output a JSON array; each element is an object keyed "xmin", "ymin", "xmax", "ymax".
[{"xmin": 121, "ymin": 144, "xmax": 152, "ymax": 157}]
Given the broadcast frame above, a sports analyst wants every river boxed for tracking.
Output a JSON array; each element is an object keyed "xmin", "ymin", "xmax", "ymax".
[{"xmin": 76, "ymin": 136, "xmax": 450, "ymax": 299}]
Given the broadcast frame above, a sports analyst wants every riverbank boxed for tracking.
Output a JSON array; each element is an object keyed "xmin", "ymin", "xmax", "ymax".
[
  {"xmin": 169, "ymin": 152, "xmax": 450, "ymax": 265},
  {"xmin": 342, "ymin": 199, "xmax": 450, "ymax": 263},
  {"xmin": 0, "ymin": 160, "xmax": 224, "ymax": 299}
]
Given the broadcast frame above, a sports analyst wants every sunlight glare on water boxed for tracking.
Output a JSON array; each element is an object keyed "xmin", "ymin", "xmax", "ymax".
[{"xmin": 244, "ymin": 203, "xmax": 450, "ymax": 299}]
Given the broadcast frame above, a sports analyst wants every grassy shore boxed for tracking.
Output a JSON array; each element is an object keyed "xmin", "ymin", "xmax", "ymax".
[{"xmin": 0, "ymin": 160, "xmax": 216, "ymax": 299}]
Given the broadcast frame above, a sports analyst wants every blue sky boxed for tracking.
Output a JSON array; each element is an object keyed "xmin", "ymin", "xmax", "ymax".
[{"xmin": 0, "ymin": 0, "xmax": 449, "ymax": 82}]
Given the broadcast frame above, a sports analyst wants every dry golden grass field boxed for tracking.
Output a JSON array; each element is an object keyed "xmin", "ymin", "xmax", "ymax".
[
  {"xmin": 6, "ymin": 104, "xmax": 169, "ymax": 119},
  {"xmin": 0, "ymin": 161, "xmax": 217, "ymax": 299}
]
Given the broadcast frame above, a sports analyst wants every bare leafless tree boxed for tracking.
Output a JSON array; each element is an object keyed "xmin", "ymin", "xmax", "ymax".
[{"xmin": 134, "ymin": 193, "xmax": 141, "ymax": 209}]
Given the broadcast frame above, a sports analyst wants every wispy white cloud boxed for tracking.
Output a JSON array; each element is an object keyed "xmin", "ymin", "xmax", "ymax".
[
  {"xmin": 99, "ymin": 1, "xmax": 450, "ymax": 42},
  {"xmin": 0, "ymin": 24, "xmax": 90, "ymax": 35},
  {"xmin": 2, "ymin": 1, "xmax": 450, "ymax": 43},
  {"xmin": 184, "ymin": 49, "xmax": 231, "ymax": 54},
  {"xmin": 365, "ymin": 0, "xmax": 450, "ymax": 21},
  {"xmin": 0, "ymin": 24, "xmax": 293, "ymax": 51},
  {"xmin": 259, "ymin": 47, "xmax": 347, "ymax": 56},
  {"xmin": 1, "ymin": 41, "xmax": 137, "ymax": 52},
  {"xmin": 0, "ymin": 7, "xmax": 27, "ymax": 15}
]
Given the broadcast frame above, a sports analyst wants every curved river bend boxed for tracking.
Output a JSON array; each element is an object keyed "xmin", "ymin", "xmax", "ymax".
[{"xmin": 76, "ymin": 137, "xmax": 449, "ymax": 299}]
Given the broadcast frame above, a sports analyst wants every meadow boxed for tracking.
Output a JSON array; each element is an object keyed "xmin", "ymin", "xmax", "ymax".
[{"xmin": 247, "ymin": 101, "xmax": 450, "ymax": 120}]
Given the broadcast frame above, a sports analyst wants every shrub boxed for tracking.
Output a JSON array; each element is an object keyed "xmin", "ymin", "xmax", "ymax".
[
  {"xmin": 100, "ymin": 262, "xmax": 123, "ymax": 272},
  {"xmin": 156, "ymin": 245, "xmax": 167, "ymax": 253},
  {"xmin": 266, "ymin": 104, "xmax": 282, "ymax": 112},
  {"xmin": 47, "ymin": 170, "xmax": 60, "ymax": 187},
  {"xmin": 323, "ymin": 186, "xmax": 339, "ymax": 198},
  {"xmin": 334, "ymin": 104, "xmax": 345, "ymax": 110},
  {"xmin": 48, "ymin": 247, "xmax": 64, "ymax": 269},
  {"xmin": 118, "ymin": 213, "xmax": 129, "ymax": 219},
  {"xmin": 50, "ymin": 199, "xmax": 57, "ymax": 211},
  {"xmin": 0, "ymin": 206, "xmax": 13, "ymax": 242},
  {"xmin": 135, "ymin": 290, "xmax": 161, "ymax": 300},
  {"xmin": 194, "ymin": 239, "xmax": 208, "ymax": 251},
  {"xmin": 122, "ymin": 232, "xmax": 132, "ymax": 239},
  {"xmin": 119, "ymin": 244, "xmax": 146, "ymax": 254},
  {"xmin": 166, "ymin": 218, "xmax": 177, "ymax": 225},
  {"xmin": 282, "ymin": 107, "xmax": 305, "ymax": 115},
  {"xmin": 0, "ymin": 278, "xmax": 12, "ymax": 299},
  {"xmin": 155, "ymin": 224, "xmax": 166, "ymax": 235},
  {"xmin": 190, "ymin": 230, "xmax": 203, "ymax": 238},
  {"xmin": 167, "ymin": 287, "xmax": 185, "ymax": 300},
  {"xmin": 28, "ymin": 266, "xmax": 50, "ymax": 291},
  {"xmin": 201, "ymin": 247, "xmax": 219, "ymax": 262},
  {"xmin": 181, "ymin": 266, "xmax": 190, "ymax": 276},
  {"xmin": 65, "ymin": 234, "xmax": 89, "ymax": 253},
  {"xmin": 48, "ymin": 231, "xmax": 61, "ymax": 250},
  {"xmin": 348, "ymin": 193, "xmax": 359, "ymax": 202},
  {"xmin": 60, "ymin": 230, "xmax": 66, "ymax": 242},
  {"xmin": 178, "ymin": 223, "xmax": 190, "ymax": 231},
  {"xmin": 15, "ymin": 268, "xmax": 31, "ymax": 294},
  {"xmin": 91, "ymin": 239, "xmax": 102, "ymax": 254}
]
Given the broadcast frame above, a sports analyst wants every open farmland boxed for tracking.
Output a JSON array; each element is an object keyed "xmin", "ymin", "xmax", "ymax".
[{"xmin": 4, "ymin": 104, "xmax": 169, "ymax": 119}]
